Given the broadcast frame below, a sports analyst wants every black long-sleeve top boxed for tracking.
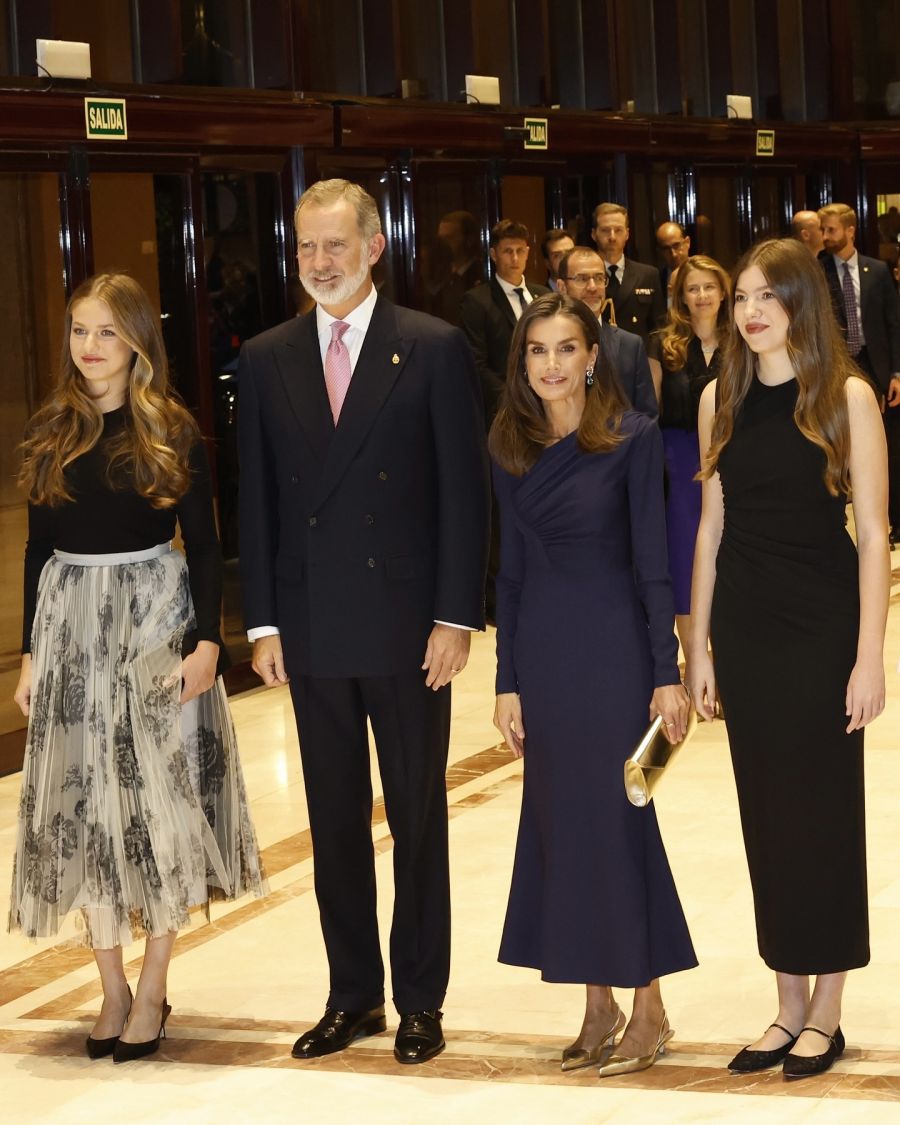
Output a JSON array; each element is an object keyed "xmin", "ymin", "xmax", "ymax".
[{"xmin": 22, "ymin": 406, "xmax": 222, "ymax": 654}]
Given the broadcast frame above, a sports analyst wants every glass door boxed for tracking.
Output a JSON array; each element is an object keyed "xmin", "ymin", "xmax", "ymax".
[
  {"xmin": 198, "ymin": 155, "xmax": 293, "ymax": 666},
  {"xmin": 0, "ymin": 161, "xmax": 70, "ymax": 772}
]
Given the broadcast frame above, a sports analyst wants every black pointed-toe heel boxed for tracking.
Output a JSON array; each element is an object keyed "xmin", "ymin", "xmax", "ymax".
[
  {"xmin": 112, "ymin": 998, "xmax": 172, "ymax": 1064},
  {"xmin": 86, "ymin": 984, "xmax": 133, "ymax": 1060},
  {"xmin": 782, "ymin": 1026, "xmax": 844, "ymax": 1080}
]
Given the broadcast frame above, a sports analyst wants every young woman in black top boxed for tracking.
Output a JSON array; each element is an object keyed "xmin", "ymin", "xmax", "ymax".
[{"xmin": 10, "ymin": 273, "xmax": 265, "ymax": 1062}]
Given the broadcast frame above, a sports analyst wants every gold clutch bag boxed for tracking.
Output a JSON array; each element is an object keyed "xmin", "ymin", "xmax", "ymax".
[{"xmin": 624, "ymin": 708, "xmax": 698, "ymax": 808}]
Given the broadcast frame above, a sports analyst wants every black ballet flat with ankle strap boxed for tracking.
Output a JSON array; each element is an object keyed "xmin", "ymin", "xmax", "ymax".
[
  {"xmin": 782, "ymin": 1025, "xmax": 844, "ymax": 1080},
  {"xmin": 727, "ymin": 1022, "xmax": 798, "ymax": 1073}
]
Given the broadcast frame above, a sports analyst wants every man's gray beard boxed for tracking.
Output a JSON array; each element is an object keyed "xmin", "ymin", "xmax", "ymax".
[{"xmin": 301, "ymin": 252, "xmax": 370, "ymax": 306}]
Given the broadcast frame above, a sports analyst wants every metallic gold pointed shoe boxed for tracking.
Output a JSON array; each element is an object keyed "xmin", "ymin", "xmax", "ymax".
[
  {"xmin": 561, "ymin": 1006, "xmax": 626, "ymax": 1072},
  {"xmin": 596, "ymin": 1013, "xmax": 674, "ymax": 1078}
]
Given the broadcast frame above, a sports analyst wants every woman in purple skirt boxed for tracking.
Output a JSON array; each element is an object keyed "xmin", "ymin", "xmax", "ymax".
[{"xmin": 655, "ymin": 255, "xmax": 730, "ymax": 648}]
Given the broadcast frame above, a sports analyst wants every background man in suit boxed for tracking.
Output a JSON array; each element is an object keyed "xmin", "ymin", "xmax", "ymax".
[
  {"xmin": 556, "ymin": 246, "xmax": 658, "ymax": 417},
  {"xmin": 791, "ymin": 209, "xmax": 825, "ymax": 257},
  {"xmin": 820, "ymin": 201, "xmax": 900, "ymax": 536},
  {"xmin": 655, "ymin": 220, "xmax": 691, "ymax": 304},
  {"xmin": 460, "ymin": 218, "xmax": 550, "ymax": 425},
  {"xmin": 592, "ymin": 203, "xmax": 666, "ymax": 346},
  {"xmin": 238, "ymin": 179, "xmax": 489, "ymax": 1065},
  {"xmin": 541, "ymin": 228, "xmax": 575, "ymax": 290},
  {"xmin": 424, "ymin": 209, "xmax": 483, "ymax": 326},
  {"xmin": 459, "ymin": 220, "xmax": 548, "ymax": 620}
]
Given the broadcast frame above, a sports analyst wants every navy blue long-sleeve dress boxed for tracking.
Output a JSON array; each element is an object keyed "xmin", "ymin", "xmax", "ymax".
[{"xmin": 494, "ymin": 412, "xmax": 697, "ymax": 986}]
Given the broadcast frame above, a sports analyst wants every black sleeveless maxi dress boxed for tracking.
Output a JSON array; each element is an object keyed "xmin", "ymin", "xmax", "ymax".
[{"xmin": 711, "ymin": 375, "xmax": 868, "ymax": 975}]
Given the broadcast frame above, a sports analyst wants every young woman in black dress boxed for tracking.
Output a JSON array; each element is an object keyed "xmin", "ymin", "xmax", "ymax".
[
  {"xmin": 688, "ymin": 239, "xmax": 889, "ymax": 1079},
  {"xmin": 10, "ymin": 273, "xmax": 265, "ymax": 1062}
]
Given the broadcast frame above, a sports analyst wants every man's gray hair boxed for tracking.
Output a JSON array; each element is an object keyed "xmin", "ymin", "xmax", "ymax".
[{"xmin": 294, "ymin": 178, "xmax": 383, "ymax": 240}]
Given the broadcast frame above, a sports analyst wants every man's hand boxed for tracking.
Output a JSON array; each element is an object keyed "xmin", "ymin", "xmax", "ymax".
[
  {"xmin": 887, "ymin": 376, "xmax": 900, "ymax": 409},
  {"xmin": 422, "ymin": 624, "xmax": 471, "ymax": 691},
  {"xmin": 252, "ymin": 635, "xmax": 289, "ymax": 687}
]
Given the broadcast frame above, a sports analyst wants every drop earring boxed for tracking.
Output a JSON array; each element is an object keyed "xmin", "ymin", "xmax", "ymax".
[{"xmin": 586, "ymin": 365, "xmax": 595, "ymax": 386}]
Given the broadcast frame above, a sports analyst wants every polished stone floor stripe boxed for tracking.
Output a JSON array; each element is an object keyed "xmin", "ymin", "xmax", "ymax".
[{"xmin": 1, "ymin": 1023, "xmax": 899, "ymax": 1102}]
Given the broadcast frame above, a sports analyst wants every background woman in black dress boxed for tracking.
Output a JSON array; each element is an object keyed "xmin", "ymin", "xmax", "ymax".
[
  {"xmin": 655, "ymin": 255, "xmax": 730, "ymax": 649},
  {"xmin": 688, "ymin": 240, "xmax": 889, "ymax": 1079},
  {"xmin": 491, "ymin": 294, "xmax": 695, "ymax": 1078},
  {"xmin": 10, "ymin": 274, "xmax": 265, "ymax": 1063}
]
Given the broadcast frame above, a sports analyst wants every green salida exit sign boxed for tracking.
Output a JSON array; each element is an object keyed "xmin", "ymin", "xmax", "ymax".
[{"xmin": 84, "ymin": 98, "xmax": 127, "ymax": 140}]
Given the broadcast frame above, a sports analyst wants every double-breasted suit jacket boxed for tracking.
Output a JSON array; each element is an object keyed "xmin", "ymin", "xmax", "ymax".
[
  {"xmin": 459, "ymin": 276, "xmax": 550, "ymax": 425},
  {"xmin": 821, "ymin": 252, "xmax": 900, "ymax": 393},
  {"xmin": 238, "ymin": 296, "xmax": 490, "ymax": 677},
  {"xmin": 237, "ymin": 293, "xmax": 489, "ymax": 1015},
  {"xmin": 603, "ymin": 259, "xmax": 666, "ymax": 347}
]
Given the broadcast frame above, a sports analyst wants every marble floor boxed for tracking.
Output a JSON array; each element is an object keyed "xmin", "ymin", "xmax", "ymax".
[{"xmin": 4, "ymin": 580, "xmax": 900, "ymax": 1124}]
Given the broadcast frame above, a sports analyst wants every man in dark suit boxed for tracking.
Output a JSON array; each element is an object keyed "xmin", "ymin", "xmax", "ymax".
[
  {"xmin": 238, "ymin": 179, "xmax": 489, "ymax": 1065},
  {"xmin": 791, "ymin": 209, "xmax": 825, "ymax": 258},
  {"xmin": 459, "ymin": 218, "xmax": 550, "ymax": 425},
  {"xmin": 819, "ymin": 203, "xmax": 900, "ymax": 395},
  {"xmin": 592, "ymin": 203, "xmax": 666, "ymax": 347},
  {"xmin": 541, "ymin": 227, "xmax": 575, "ymax": 290},
  {"xmin": 655, "ymin": 220, "xmax": 691, "ymax": 306},
  {"xmin": 556, "ymin": 246, "xmax": 658, "ymax": 418},
  {"xmin": 820, "ymin": 202, "xmax": 900, "ymax": 534}
]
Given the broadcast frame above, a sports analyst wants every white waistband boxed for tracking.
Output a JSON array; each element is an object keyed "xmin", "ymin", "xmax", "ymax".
[{"xmin": 53, "ymin": 542, "xmax": 173, "ymax": 566}]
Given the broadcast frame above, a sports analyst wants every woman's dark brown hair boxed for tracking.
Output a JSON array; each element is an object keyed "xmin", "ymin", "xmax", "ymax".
[
  {"xmin": 489, "ymin": 292, "xmax": 628, "ymax": 475},
  {"xmin": 700, "ymin": 238, "xmax": 856, "ymax": 497}
]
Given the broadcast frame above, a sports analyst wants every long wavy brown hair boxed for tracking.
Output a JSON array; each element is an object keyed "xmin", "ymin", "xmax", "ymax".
[
  {"xmin": 700, "ymin": 238, "xmax": 855, "ymax": 497},
  {"xmin": 20, "ymin": 273, "xmax": 199, "ymax": 508},
  {"xmin": 489, "ymin": 293, "xmax": 628, "ymax": 475},
  {"xmin": 658, "ymin": 254, "xmax": 730, "ymax": 371}
]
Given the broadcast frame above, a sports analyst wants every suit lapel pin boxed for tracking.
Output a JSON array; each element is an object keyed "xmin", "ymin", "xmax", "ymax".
[{"xmin": 392, "ymin": 353, "xmax": 400, "ymax": 365}]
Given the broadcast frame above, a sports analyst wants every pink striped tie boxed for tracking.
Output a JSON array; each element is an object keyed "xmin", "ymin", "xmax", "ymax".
[{"xmin": 324, "ymin": 320, "xmax": 352, "ymax": 424}]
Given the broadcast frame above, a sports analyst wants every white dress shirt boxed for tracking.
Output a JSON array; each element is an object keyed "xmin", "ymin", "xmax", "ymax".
[
  {"xmin": 315, "ymin": 283, "xmax": 378, "ymax": 370},
  {"xmin": 496, "ymin": 273, "xmax": 533, "ymax": 320}
]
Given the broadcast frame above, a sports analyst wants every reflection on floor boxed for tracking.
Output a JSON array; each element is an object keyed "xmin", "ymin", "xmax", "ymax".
[{"xmin": 4, "ymin": 575, "xmax": 900, "ymax": 1123}]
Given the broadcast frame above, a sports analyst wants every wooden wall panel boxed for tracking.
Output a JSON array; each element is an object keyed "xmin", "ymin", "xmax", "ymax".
[
  {"xmin": 472, "ymin": 0, "xmax": 517, "ymax": 104},
  {"xmin": 547, "ymin": 0, "xmax": 585, "ymax": 109}
]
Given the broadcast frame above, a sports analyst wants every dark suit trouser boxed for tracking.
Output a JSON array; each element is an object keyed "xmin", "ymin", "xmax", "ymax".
[
  {"xmin": 885, "ymin": 404, "xmax": 900, "ymax": 531},
  {"xmin": 289, "ymin": 672, "xmax": 452, "ymax": 1014}
]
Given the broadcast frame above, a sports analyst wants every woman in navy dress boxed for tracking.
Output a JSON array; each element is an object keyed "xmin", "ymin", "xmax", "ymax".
[
  {"xmin": 689, "ymin": 240, "xmax": 888, "ymax": 1079},
  {"xmin": 490, "ymin": 293, "xmax": 696, "ymax": 1077},
  {"xmin": 655, "ymin": 255, "xmax": 730, "ymax": 648}
]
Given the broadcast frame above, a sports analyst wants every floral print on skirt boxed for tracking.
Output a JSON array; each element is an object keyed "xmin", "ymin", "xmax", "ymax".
[{"xmin": 8, "ymin": 545, "xmax": 267, "ymax": 949}]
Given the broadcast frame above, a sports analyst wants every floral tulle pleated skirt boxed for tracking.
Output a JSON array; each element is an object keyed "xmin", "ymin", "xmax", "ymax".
[{"xmin": 8, "ymin": 543, "xmax": 267, "ymax": 949}]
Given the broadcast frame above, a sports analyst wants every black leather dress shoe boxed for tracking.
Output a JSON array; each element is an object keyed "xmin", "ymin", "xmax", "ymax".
[
  {"xmin": 727, "ymin": 1022, "xmax": 798, "ymax": 1073},
  {"xmin": 394, "ymin": 1010, "xmax": 445, "ymax": 1064},
  {"xmin": 291, "ymin": 1006, "xmax": 386, "ymax": 1059},
  {"xmin": 782, "ymin": 1025, "xmax": 845, "ymax": 1080}
]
